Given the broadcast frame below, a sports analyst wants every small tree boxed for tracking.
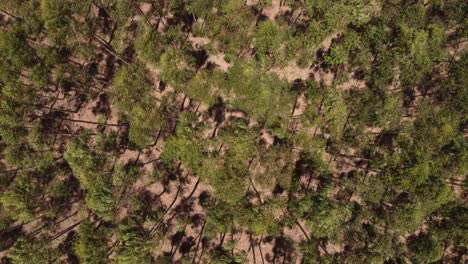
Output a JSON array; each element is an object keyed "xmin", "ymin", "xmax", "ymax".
[
  {"xmin": 114, "ymin": 218, "xmax": 154, "ymax": 263},
  {"xmin": 254, "ymin": 20, "xmax": 284, "ymax": 60},
  {"xmin": 8, "ymin": 235, "xmax": 59, "ymax": 264},
  {"xmin": 111, "ymin": 63, "xmax": 165, "ymax": 147},
  {"xmin": 407, "ymin": 234, "xmax": 442, "ymax": 263},
  {"xmin": 74, "ymin": 220, "xmax": 110, "ymax": 264},
  {"xmin": 40, "ymin": 0, "xmax": 90, "ymax": 46}
]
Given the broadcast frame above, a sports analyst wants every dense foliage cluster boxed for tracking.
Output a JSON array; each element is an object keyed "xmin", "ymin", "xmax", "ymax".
[{"xmin": 0, "ymin": 0, "xmax": 466, "ymax": 263}]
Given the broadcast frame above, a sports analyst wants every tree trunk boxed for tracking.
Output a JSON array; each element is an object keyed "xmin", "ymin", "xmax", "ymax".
[
  {"xmin": 90, "ymin": 33, "xmax": 129, "ymax": 65},
  {"xmin": 28, "ymin": 211, "xmax": 78, "ymax": 238},
  {"xmin": 258, "ymin": 235, "xmax": 265, "ymax": 264},
  {"xmin": 291, "ymin": 95, "xmax": 299, "ymax": 116},
  {"xmin": 295, "ymin": 219, "xmax": 310, "ymax": 241},
  {"xmin": 148, "ymin": 187, "xmax": 181, "ymax": 237},
  {"xmin": 48, "ymin": 217, "xmax": 86, "ymax": 242},
  {"xmin": 192, "ymin": 220, "xmax": 206, "ymax": 263},
  {"xmin": 0, "ymin": 8, "xmax": 20, "ymax": 20},
  {"xmin": 62, "ymin": 117, "xmax": 125, "ymax": 127},
  {"xmin": 250, "ymin": 234, "xmax": 257, "ymax": 264},
  {"xmin": 133, "ymin": 3, "xmax": 153, "ymax": 28}
]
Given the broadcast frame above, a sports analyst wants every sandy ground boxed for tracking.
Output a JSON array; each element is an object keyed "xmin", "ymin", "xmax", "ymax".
[
  {"xmin": 207, "ymin": 53, "xmax": 231, "ymax": 71},
  {"xmin": 292, "ymin": 94, "xmax": 307, "ymax": 116},
  {"xmin": 271, "ymin": 63, "xmax": 312, "ymax": 82},
  {"xmin": 336, "ymin": 77, "xmax": 366, "ymax": 91},
  {"xmin": 262, "ymin": 0, "xmax": 291, "ymax": 21}
]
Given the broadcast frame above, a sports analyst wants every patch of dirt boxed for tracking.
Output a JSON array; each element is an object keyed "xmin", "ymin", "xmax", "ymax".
[
  {"xmin": 292, "ymin": 94, "xmax": 307, "ymax": 116},
  {"xmin": 447, "ymin": 40, "xmax": 468, "ymax": 60},
  {"xmin": 259, "ymin": 237, "xmax": 276, "ymax": 263},
  {"xmin": 49, "ymin": 203, "xmax": 83, "ymax": 248},
  {"xmin": 140, "ymin": 3, "xmax": 152, "ymax": 13},
  {"xmin": 299, "ymin": 174, "xmax": 319, "ymax": 191},
  {"xmin": 350, "ymin": 193, "xmax": 362, "ymax": 204},
  {"xmin": 336, "ymin": 77, "xmax": 366, "ymax": 91},
  {"xmin": 188, "ymin": 34, "xmax": 210, "ymax": 49},
  {"xmin": 262, "ymin": 0, "xmax": 291, "ymax": 21},
  {"xmin": 322, "ymin": 241, "xmax": 343, "ymax": 255},
  {"xmin": 69, "ymin": 95, "xmax": 117, "ymax": 131},
  {"xmin": 448, "ymin": 175, "xmax": 466, "ymax": 201},
  {"xmin": 313, "ymin": 69, "xmax": 335, "ymax": 86},
  {"xmin": 157, "ymin": 178, "xmax": 214, "ymax": 262},
  {"xmin": 233, "ymin": 231, "xmax": 251, "ymax": 256},
  {"xmin": 283, "ymin": 221, "xmax": 310, "ymax": 243},
  {"xmin": 365, "ymin": 126, "xmax": 382, "ymax": 134},
  {"xmin": 245, "ymin": 0, "xmax": 258, "ymax": 6},
  {"xmin": 259, "ymin": 129, "xmax": 275, "ymax": 148},
  {"xmin": 145, "ymin": 63, "xmax": 161, "ymax": 85},
  {"xmin": 271, "ymin": 63, "xmax": 312, "ymax": 82},
  {"xmin": 207, "ymin": 53, "xmax": 231, "ymax": 71},
  {"xmin": 118, "ymin": 149, "xmax": 140, "ymax": 165},
  {"xmin": 321, "ymin": 32, "xmax": 341, "ymax": 51}
]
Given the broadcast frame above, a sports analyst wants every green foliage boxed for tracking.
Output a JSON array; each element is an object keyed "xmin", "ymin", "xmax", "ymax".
[
  {"xmin": 395, "ymin": 22, "xmax": 445, "ymax": 86},
  {"xmin": 64, "ymin": 133, "xmax": 116, "ymax": 219},
  {"xmin": 111, "ymin": 63, "xmax": 164, "ymax": 147},
  {"xmin": 236, "ymin": 201, "xmax": 282, "ymax": 236},
  {"xmin": 429, "ymin": 203, "xmax": 468, "ymax": 246},
  {"xmin": 210, "ymin": 247, "xmax": 246, "ymax": 264},
  {"xmin": 290, "ymin": 190, "xmax": 352, "ymax": 240},
  {"xmin": 205, "ymin": 201, "xmax": 235, "ymax": 238},
  {"xmin": 64, "ymin": 132, "xmax": 107, "ymax": 189},
  {"xmin": 40, "ymin": 0, "xmax": 90, "ymax": 46},
  {"xmin": 436, "ymin": 52, "xmax": 468, "ymax": 117},
  {"xmin": 202, "ymin": 159, "xmax": 249, "ymax": 203},
  {"xmin": 114, "ymin": 218, "xmax": 154, "ymax": 263},
  {"xmin": 86, "ymin": 180, "xmax": 114, "ymax": 221},
  {"xmin": 162, "ymin": 112, "xmax": 205, "ymax": 173},
  {"xmin": 254, "ymin": 20, "xmax": 283, "ymax": 59},
  {"xmin": 160, "ymin": 46, "xmax": 196, "ymax": 89},
  {"xmin": 135, "ymin": 26, "xmax": 167, "ymax": 65},
  {"xmin": 111, "ymin": 63, "xmax": 154, "ymax": 111},
  {"xmin": 8, "ymin": 236, "xmax": 59, "ymax": 264},
  {"xmin": 74, "ymin": 221, "xmax": 109, "ymax": 264},
  {"xmin": 300, "ymin": 239, "xmax": 320, "ymax": 264},
  {"xmin": 0, "ymin": 0, "xmax": 466, "ymax": 262},
  {"xmin": 407, "ymin": 234, "xmax": 442, "ymax": 263},
  {"xmin": 388, "ymin": 179, "xmax": 453, "ymax": 234},
  {"xmin": 127, "ymin": 102, "xmax": 164, "ymax": 148},
  {"xmin": 186, "ymin": 69, "xmax": 223, "ymax": 105},
  {"xmin": 222, "ymin": 60, "xmax": 295, "ymax": 121},
  {"xmin": 162, "ymin": 136, "xmax": 204, "ymax": 173},
  {"xmin": 184, "ymin": 0, "xmax": 214, "ymax": 19},
  {"xmin": 0, "ymin": 172, "xmax": 38, "ymax": 221},
  {"xmin": 198, "ymin": 0, "xmax": 255, "ymax": 57},
  {"xmin": 252, "ymin": 144, "xmax": 294, "ymax": 191},
  {"xmin": 324, "ymin": 45, "xmax": 346, "ymax": 66},
  {"xmin": 0, "ymin": 25, "xmax": 35, "ymax": 72}
]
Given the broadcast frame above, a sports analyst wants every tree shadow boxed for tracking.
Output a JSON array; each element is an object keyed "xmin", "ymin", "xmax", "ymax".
[
  {"xmin": 92, "ymin": 93, "xmax": 111, "ymax": 117},
  {"xmin": 199, "ymin": 191, "xmax": 215, "ymax": 208},
  {"xmin": 291, "ymin": 79, "xmax": 306, "ymax": 93},
  {"xmin": 205, "ymin": 61, "xmax": 217, "ymax": 71},
  {"xmin": 58, "ymin": 230, "xmax": 79, "ymax": 264},
  {"xmin": 208, "ymin": 97, "xmax": 226, "ymax": 125},
  {"xmin": 272, "ymin": 237, "xmax": 296, "ymax": 263},
  {"xmin": 0, "ymin": 225, "xmax": 22, "ymax": 251},
  {"xmin": 170, "ymin": 230, "xmax": 185, "ymax": 251},
  {"xmin": 104, "ymin": 53, "xmax": 116, "ymax": 79},
  {"xmin": 179, "ymin": 236, "xmax": 196, "ymax": 256},
  {"xmin": 273, "ymin": 183, "xmax": 285, "ymax": 195},
  {"xmin": 191, "ymin": 49, "xmax": 208, "ymax": 69}
]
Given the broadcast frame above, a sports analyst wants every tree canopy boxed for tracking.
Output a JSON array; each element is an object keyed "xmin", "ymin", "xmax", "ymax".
[{"xmin": 0, "ymin": 0, "xmax": 466, "ymax": 263}]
